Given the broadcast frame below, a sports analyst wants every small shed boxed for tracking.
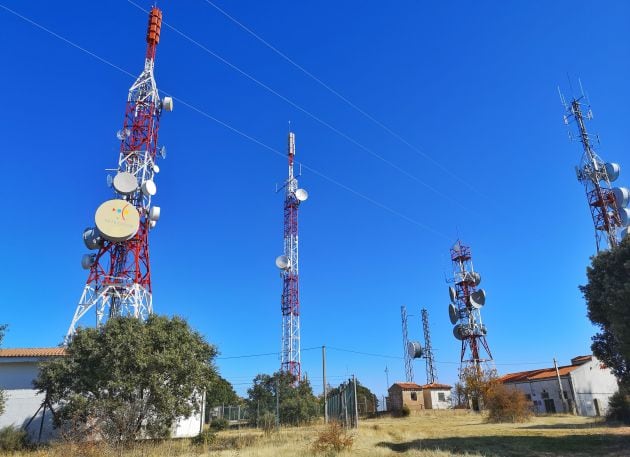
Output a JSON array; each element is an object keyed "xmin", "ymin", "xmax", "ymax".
[
  {"xmin": 387, "ymin": 382, "xmax": 424, "ymax": 412},
  {"xmin": 421, "ymin": 383, "xmax": 452, "ymax": 409}
]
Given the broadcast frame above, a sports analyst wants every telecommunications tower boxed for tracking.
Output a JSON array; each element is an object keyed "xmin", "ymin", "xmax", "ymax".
[
  {"xmin": 275, "ymin": 132, "xmax": 308, "ymax": 380},
  {"xmin": 447, "ymin": 240, "xmax": 492, "ymax": 372},
  {"xmin": 401, "ymin": 306, "xmax": 414, "ymax": 383},
  {"xmin": 560, "ymin": 87, "xmax": 630, "ymax": 252},
  {"xmin": 67, "ymin": 7, "xmax": 173, "ymax": 337},
  {"xmin": 421, "ymin": 308, "xmax": 437, "ymax": 385}
]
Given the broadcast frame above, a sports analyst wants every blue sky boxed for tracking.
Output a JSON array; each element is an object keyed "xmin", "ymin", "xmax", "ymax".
[{"xmin": 1, "ymin": 1, "xmax": 629, "ymax": 399}]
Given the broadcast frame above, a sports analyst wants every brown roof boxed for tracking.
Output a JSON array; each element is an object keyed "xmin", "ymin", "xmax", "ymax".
[
  {"xmin": 0, "ymin": 348, "xmax": 66, "ymax": 358},
  {"xmin": 390, "ymin": 382, "xmax": 423, "ymax": 390},
  {"xmin": 499, "ymin": 356, "xmax": 592, "ymax": 383},
  {"xmin": 421, "ymin": 382, "xmax": 452, "ymax": 390}
]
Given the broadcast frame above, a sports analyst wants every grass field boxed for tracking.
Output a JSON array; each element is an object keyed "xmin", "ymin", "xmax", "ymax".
[{"xmin": 12, "ymin": 412, "xmax": 630, "ymax": 457}]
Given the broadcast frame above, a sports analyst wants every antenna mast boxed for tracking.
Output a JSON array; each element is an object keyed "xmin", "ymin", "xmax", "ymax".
[
  {"xmin": 560, "ymin": 87, "xmax": 629, "ymax": 251},
  {"xmin": 447, "ymin": 241, "xmax": 492, "ymax": 373},
  {"xmin": 421, "ymin": 308, "xmax": 437, "ymax": 384},
  {"xmin": 275, "ymin": 132, "xmax": 308, "ymax": 381},
  {"xmin": 67, "ymin": 7, "xmax": 173, "ymax": 337},
  {"xmin": 401, "ymin": 305, "xmax": 414, "ymax": 383}
]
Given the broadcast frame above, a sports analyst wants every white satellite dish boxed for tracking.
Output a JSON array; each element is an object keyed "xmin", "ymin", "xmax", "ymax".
[
  {"xmin": 141, "ymin": 180, "xmax": 157, "ymax": 197},
  {"xmin": 407, "ymin": 341, "xmax": 423, "ymax": 359},
  {"xmin": 149, "ymin": 206, "xmax": 161, "ymax": 221},
  {"xmin": 82, "ymin": 227, "xmax": 103, "ymax": 250},
  {"xmin": 153, "ymin": 164, "xmax": 160, "ymax": 174},
  {"xmin": 94, "ymin": 199, "xmax": 140, "ymax": 242},
  {"xmin": 472, "ymin": 271, "xmax": 481, "ymax": 286},
  {"xmin": 162, "ymin": 96, "xmax": 174, "ymax": 112},
  {"xmin": 159, "ymin": 146, "xmax": 167, "ymax": 160},
  {"xmin": 149, "ymin": 220, "xmax": 157, "ymax": 229},
  {"xmin": 613, "ymin": 187, "xmax": 630, "ymax": 208},
  {"xmin": 295, "ymin": 188, "xmax": 308, "ymax": 202},
  {"xmin": 453, "ymin": 324, "xmax": 471, "ymax": 341},
  {"xmin": 448, "ymin": 303, "xmax": 458, "ymax": 325},
  {"xmin": 113, "ymin": 172, "xmax": 138, "ymax": 195},
  {"xmin": 619, "ymin": 208, "xmax": 630, "ymax": 226},
  {"xmin": 275, "ymin": 255, "xmax": 291, "ymax": 270},
  {"xmin": 116, "ymin": 128, "xmax": 130, "ymax": 140},
  {"xmin": 106, "ymin": 174, "xmax": 113, "ymax": 188},
  {"xmin": 470, "ymin": 289, "xmax": 486, "ymax": 309},
  {"xmin": 81, "ymin": 253, "xmax": 96, "ymax": 270},
  {"xmin": 448, "ymin": 286, "xmax": 456, "ymax": 302},
  {"xmin": 605, "ymin": 162, "xmax": 620, "ymax": 182}
]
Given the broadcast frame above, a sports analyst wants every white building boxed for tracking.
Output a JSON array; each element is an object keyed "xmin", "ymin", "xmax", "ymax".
[
  {"xmin": 0, "ymin": 348, "xmax": 203, "ymax": 442},
  {"xmin": 499, "ymin": 355, "xmax": 618, "ymax": 417},
  {"xmin": 421, "ymin": 383, "xmax": 452, "ymax": 410}
]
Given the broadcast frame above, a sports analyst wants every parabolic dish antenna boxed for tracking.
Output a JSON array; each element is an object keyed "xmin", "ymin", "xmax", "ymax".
[
  {"xmin": 470, "ymin": 289, "xmax": 486, "ymax": 309},
  {"xmin": 448, "ymin": 303, "xmax": 458, "ymax": 324},
  {"xmin": 81, "ymin": 253, "xmax": 96, "ymax": 270},
  {"xmin": 613, "ymin": 187, "xmax": 630, "ymax": 208},
  {"xmin": 113, "ymin": 172, "xmax": 137, "ymax": 195},
  {"xmin": 275, "ymin": 255, "xmax": 291, "ymax": 270},
  {"xmin": 472, "ymin": 271, "xmax": 481, "ymax": 286},
  {"xmin": 620, "ymin": 208, "xmax": 630, "ymax": 226},
  {"xmin": 295, "ymin": 188, "xmax": 308, "ymax": 202},
  {"xmin": 622, "ymin": 226, "xmax": 630, "ymax": 239},
  {"xmin": 453, "ymin": 324, "xmax": 470, "ymax": 341},
  {"xmin": 95, "ymin": 199, "xmax": 140, "ymax": 243},
  {"xmin": 116, "ymin": 128, "xmax": 130, "ymax": 140},
  {"xmin": 82, "ymin": 227, "xmax": 103, "ymax": 250},
  {"xmin": 149, "ymin": 206, "xmax": 161, "ymax": 221},
  {"xmin": 141, "ymin": 180, "xmax": 157, "ymax": 197},
  {"xmin": 448, "ymin": 286, "xmax": 456, "ymax": 302},
  {"xmin": 159, "ymin": 146, "xmax": 167, "ymax": 160},
  {"xmin": 407, "ymin": 341, "xmax": 423, "ymax": 359},
  {"xmin": 605, "ymin": 162, "xmax": 620, "ymax": 182},
  {"xmin": 162, "ymin": 96, "xmax": 174, "ymax": 112}
]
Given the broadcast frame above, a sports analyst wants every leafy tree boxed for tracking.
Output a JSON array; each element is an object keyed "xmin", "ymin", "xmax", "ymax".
[
  {"xmin": 246, "ymin": 371, "xmax": 319, "ymax": 426},
  {"xmin": 460, "ymin": 365, "xmax": 499, "ymax": 410},
  {"xmin": 206, "ymin": 375, "xmax": 240, "ymax": 408},
  {"xmin": 0, "ymin": 324, "xmax": 6, "ymax": 415},
  {"xmin": 34, "ymin": 316, "xmax": 216, "ymax": 446},
  {"xmin": 484, "ymin": 383, "xmax": 532, "ymax": 423},
  {"xmin": 580, "ymin": 237, "xmax": 630, "ymax": 389}
]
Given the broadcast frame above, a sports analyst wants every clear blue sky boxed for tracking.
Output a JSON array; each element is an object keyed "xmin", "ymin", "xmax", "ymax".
[{"xmin": 1, "ymin": 1, "xmax": 629, "ymax": 399}]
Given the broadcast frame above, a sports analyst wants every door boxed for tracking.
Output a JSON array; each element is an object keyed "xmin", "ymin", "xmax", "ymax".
[
  {"xmin": 544, "ymin": 398, "xmax": 556, "ymax": 413},
  {"xmin": 593, "ymin": 399, "xmax": 600, "ymax": 416}
]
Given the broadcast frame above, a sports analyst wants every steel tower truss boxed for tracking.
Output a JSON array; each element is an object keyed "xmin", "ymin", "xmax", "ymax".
[
  {"xmin": 401, "ymin": 305, "xmax": 414, "ymax": 383},
  {"xmin": 67, "ymin": 7, "xmax": 171, "ymax": 337},
  {"xmin": 280, "ymin": 132, "xmax": 303, "ymax": 380},
  {"xmin": 562, "ymin": 96, "xmax": 622, "ymax": 252},
  {"xmin": 450, "ymin": 241, "xmax": 492, "ymax": 371},
  {"xmin": 421, "ymin": 308, "xmax": 437, "ymax": 384}
]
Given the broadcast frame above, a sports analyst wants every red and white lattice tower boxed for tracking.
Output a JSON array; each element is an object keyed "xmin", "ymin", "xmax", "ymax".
[
  {"xmin": 275, "ymin": 132, "xmax": 308, "ymax": 380},
  {"xmin": 448, "ymin": 240, "xmax": 492, "ymax": 372},
  {"xmin": 67, "ymin": 6, "xmax": 173, "ymax": 338}
]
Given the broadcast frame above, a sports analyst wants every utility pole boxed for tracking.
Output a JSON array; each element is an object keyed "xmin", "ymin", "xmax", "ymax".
[
  {"xmin": 554, "ymin": 357, "xmax": 568, "ymax": 413},
  {"xmin": 385, "ymin": 365, "xmax": 389, "ymax": 389},
  {"xmin": 275, "ymin": 379, "xmax": 280, "ymax": 428},
  {"xmin": 322, "ymin": 345, "xmax": 328, "ymax": 423},
  {"xmin": 353, "ymin": 375, "xmax": 359, "ymax": 429}
]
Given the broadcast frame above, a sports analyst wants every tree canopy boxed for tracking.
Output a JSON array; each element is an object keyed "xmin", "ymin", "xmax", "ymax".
[
  {"xmin": 246, "ymin": 371, "xmax": 319, "ymax": 426},
  {"xmin": 34, "ymin": 316, "xmax": 217, "ymax": 445},
  {"xmin": 580, "ymin": 237, "xmax": 630, "ymax": 388}
]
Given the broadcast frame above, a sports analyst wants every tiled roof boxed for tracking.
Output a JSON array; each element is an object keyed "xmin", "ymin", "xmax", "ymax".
[
  {"xmin": 498, "ymin": 356, "xmax": 592, "ymax": 383},
  {"xmin": 421, "ymin": 383, "xmax": 452, "ymax": 390},
  {"xmin": 0, "ymin": 348, "xmax": 66, "ymax": 358},
  {"xmin": 390, "ymin": 382, "xmax": 422, "ymax": 390}
]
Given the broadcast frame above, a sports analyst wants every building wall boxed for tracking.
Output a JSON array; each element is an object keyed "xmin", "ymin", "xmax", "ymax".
[
  {"xmin": 387, "ymin": 387, "xmax": 424, "ymax": 411},
  {"xmin": 570, "ymin": 358, "xmax": 619, "ymax": 417},
  {"xmin": 423, "ymin": 390, "xmax": 451, "ymax": 410},
  {"xmin": 507, "ymin": 378, "xmax": 574, "ymax": 414}
]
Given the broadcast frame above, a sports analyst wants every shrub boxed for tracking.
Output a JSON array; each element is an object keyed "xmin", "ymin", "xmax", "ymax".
[
  {"xmin": 258, "ymin": 411, "xmax": 276, "ymax": 435},
  {"xmin": 209, "ymin": 417, "xmax": 229, "ymax": 431},
  {"xmin": 400, "ymin": 405, "xmax": 411, "ymax": 417},
  {"xmin": 485, "ymin": 383, "xmax": 532, "ymax": 423},
  {"xmin": 0, "ymin": 426, "xmax": 29, "ymax": 452},
  {"xmin": 191, "ymin": 428, "xmax": 217, "ymax": 447},
  {"xmin": 607, "ymin": 389, "xmax": 630, "ymax": 424},
  {"xmin": 312, "ymin": 421, "xmax": 353, "ymax": 455}
]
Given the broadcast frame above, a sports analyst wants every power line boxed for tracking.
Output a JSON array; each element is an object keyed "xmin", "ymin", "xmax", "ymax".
[
  {"xmin": 201, "ymin": 0, "xmax": 483, "ymax": 197},
  {"xmin": 0, "ymin": 3, "xmax": 450, "ymax": 240},
  {"xmin": 126, "ymin": 0, "xmax": 469, "ymax": 213}
]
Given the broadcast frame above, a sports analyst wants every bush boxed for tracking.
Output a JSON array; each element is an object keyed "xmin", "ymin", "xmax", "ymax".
[
  {"xmin": 191, "ymin": 428, "xmax": 217, "ymax": 447},
  {"xmin": 400, "ymin": 405, "xmax": 411, "ymax": 417},
  {"xmin": 0, "ymin": 426, "xmax": 29, "ymax": 452},
  {"xmin": 607, "ymin": 389, "xmax": 630, "ymax": 424},
  {"xmin": 258, "ymin": 411, "xmax": 276, "ymax": 435},
  {"xmin": 312, "ymin": 421, "xmax": 353, "ymax": 455},
  {"xmin": 209, "ymin": 417, "xmax": 229, "ymax": 431},
  {"xmin": 485, "ymin": 383, "xmax": 532, "ymax": 423}
]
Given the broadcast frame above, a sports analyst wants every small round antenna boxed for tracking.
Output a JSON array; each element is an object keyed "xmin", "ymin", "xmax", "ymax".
[
  {"xmin": 116, "ymin": 128, "xmax": 130, "ymax": 140},
  {"xmin": 448, "ymin": 286, "xmax": 456, "ymax": 302},
  {"xmin": 470, "ymin": 289, "xmax": 486, "ymax": 309},
  {"xmin": 159, "ymin": 146, "xmax": 167, "ymax": 159},
  {"xmin": 81, "ymin": 253, "xmax": 96, "ymax": 270},
  {"xmin": 113, "ymin": 172, "xmax": 138, "ymax": 195},
  {"xmin": 613, "ymin": 187, "xmax": 630, "ymax": 208},
  {"xmin": 275, "ymin": 255, "xmax": 291, "ymax": 270},
  {"xmin": 141, "ymin": 180, "xmax": 157, "ymax": 196},
  {"xmin": 605, "ymin": 162, "xmax": 620, "ymax": 182},
  {"xmin": 448, "ymin": 303, "xmax": 458, "ymax": 324},
  {"xmin": 295, "ymin": 188, "xmax": 308, "ymax": 202},
  {"xmin": 94, "ymin": 199, "xmax": 140, "ymax": 243},
  {"xmin": 162, "ymin": 96, "xmax": 174, "ymax": 112},
  {"xmin": 149, "ymin": 206, "xmax": 161, "ymax": 221},
  {"xmin": 407, "ymin": 341, "xmax": 423, "ymax": 359}
]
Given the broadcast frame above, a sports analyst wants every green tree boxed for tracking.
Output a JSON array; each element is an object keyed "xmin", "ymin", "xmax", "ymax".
[
  {"xmin": 206, "ymin": 375, "xmax": 240, "ymax": 408},
  {"xmin": 246, "ymin": 371, "xmax": 319, "ymax": 426},
  {"xmin": 34, "ymin": 316, "xmax": 216, "ymax": 446},
  {"xmin": 460, "ymin": 365, "xmax": 499, "ymax": 410},
  {"xmin": 0, "ymin": 324, "xmax": 6, "ymax": 415},
  {"xmin": 580, "ymin": 237, "xmax": 630, "ymax": 389}
]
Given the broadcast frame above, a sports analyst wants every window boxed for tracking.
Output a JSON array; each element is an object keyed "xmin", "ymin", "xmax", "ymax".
[
  {"xmin": 410, "ymin": 392, "xmax": 417, "ymax": 401},
  {"xmin": 541, "ymin": 391, "xmax": 549, "ymax": 399},
  {"xmin": 438, "ymin": 392, "xmax": 445, "ymax": 402}
]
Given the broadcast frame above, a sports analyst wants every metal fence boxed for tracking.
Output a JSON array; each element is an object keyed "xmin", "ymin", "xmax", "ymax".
[{"xmin": 326, "ymin": 377, "xmax": 359, "ymax": 428}]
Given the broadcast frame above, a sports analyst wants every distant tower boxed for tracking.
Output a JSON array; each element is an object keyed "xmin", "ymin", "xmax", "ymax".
[
  {"xmin": 401, "ymin": 305, "xmax": 414, "ymax": 383},
  {"xmin": 447, "ymin": 240, "xmax": 492, "ymax": 372},
  {"xmin": 421, "ymin": 308, "xmax": 437, "ymax": 384},
  {"xmin": 67, "ymin": 7, "xmax": 173, "ymax": 337},
  {"xmin": 560, "ymin": 87, "xmax": 630, "ymax": 252},
  {"xmin": 275, "ymin": 132, "xmax": 308, "ymax": 380}
]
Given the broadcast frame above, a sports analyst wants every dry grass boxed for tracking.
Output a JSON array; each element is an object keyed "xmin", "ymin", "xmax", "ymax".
[{"xmin": 9, "ymin": 412, "xmax": 630, "ymax": 457}]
